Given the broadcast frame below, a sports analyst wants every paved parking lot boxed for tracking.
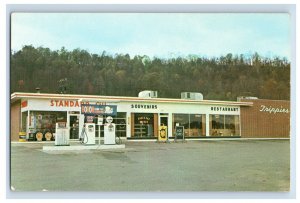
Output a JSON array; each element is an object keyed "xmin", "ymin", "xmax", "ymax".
[{"xmin": 10, "ymin": 139, "xmax": 290, "ymax": 193}]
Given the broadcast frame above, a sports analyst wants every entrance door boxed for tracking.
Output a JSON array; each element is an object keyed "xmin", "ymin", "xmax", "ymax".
[
  {"xmin": 69, "ymin": 115, "xmax": 79, "ymax": 139},
  {"xmin": 160, "ymin": 116, "xmax": 168, "ymax": 127},
  {"xmin": 159, "ymin": 115, "xmax": 168, "ymax": 141}
]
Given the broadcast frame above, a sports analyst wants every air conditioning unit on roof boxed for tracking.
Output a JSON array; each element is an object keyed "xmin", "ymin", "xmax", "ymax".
[
  {"xmin": 181, "ymin": 92, "xmax": 203, "ymax": 100},
  {"xmin": 138, "ymin": 90, "xmax": 158, "ymax": 98}
]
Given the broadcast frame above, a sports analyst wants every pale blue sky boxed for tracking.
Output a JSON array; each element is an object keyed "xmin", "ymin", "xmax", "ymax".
[{"xmin": 11, "ymin": 13, "xmax": 290, "ymax": 59}]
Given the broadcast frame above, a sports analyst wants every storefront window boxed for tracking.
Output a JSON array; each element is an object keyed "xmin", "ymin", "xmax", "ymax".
[
  {"xmin": 21, "ymin": 111, "xmax": 27, "ymax": 131},
  {"xmin": 173, "ymin": 114, "xmax": 206, "ymax": 137},
  {"xmin": 96, "ymin": 112, "xmax": 127, "ymax": 137},
  {"xmin": 190, "ymin": 114, "xmax": 206, "ymax": 136},
  {"xmin": 211, "ymin": 115, "xmax": 224, "ymax": 130},
  {"xmin": 173, "ymin": 114, "xmax": 189, "ymax": 137},
  {"xmin": 133, "ymin": 113, "xmax": 154, "ymax": 137},
  {"xmin": 209, "ymin": 114, "xmax": 240, "ymax": 136},
  {"xmin": 28, "ymin": 111, "xmax": 67, "ymax": 134},
  {"xmin": 115, "ymin": 112, "xmax": 127, "ymax": 137}
]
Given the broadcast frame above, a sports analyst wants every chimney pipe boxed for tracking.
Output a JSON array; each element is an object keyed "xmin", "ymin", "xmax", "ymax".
[{"xmin": 35, "ymin": 87, "xmax": 41, "ymax": 93}]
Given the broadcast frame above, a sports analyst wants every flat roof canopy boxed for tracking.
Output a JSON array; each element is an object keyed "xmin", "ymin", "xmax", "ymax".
[{"xmin": 11, "ymin": 92, "xmax": 253, "ymax": 107}]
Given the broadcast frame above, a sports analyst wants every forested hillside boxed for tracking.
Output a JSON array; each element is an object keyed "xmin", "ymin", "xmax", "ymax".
[{"xmin": 10, "ymin": 45, "xmax": 290, "ymax": 101}]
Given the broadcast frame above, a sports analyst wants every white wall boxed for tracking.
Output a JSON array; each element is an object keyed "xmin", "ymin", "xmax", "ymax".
[
  {"xmin": 21, "ymin": 98, "xmax": 241, "ymax": 138},
  {"xmin": 21, "ymin": 98, "xmax": 240, "ymax": 115}
]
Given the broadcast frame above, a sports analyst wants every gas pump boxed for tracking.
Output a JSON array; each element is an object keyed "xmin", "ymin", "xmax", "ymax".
[
  {"xmin": 80, "ymin": 103, "xmax": 117, "ymax": 145},
  {"xmin": 80, "ymin": 115, "xmax": 96, "ymax": 145},
  {"xmin": 55, "ymin": 122, "xmax": 69, "ymax": 146},
  {"xmin": 84, "ymin": 123, "xmax": 96, "ymax": 145},
  {"xmin": 104, "ymin": 116, "xmax": 116, "ymax": 145}
]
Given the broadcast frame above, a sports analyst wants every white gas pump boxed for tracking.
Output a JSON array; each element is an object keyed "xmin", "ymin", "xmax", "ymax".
[
  {"xmin": 84, "ymin": 123, "xmax": 96, "ymax": 145},
  {"xmin": 104, "ymin": 116, "xmax": 116, "ymax": 145},
  {"xmin": 55, "ymin": 122, "xmax": 69, "ymax": 146}
]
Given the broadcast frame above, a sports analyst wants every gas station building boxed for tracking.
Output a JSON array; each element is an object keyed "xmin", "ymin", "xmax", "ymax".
[{"xmin": 10, "ymin": 92, "xmax": 290, "ymax": 142}]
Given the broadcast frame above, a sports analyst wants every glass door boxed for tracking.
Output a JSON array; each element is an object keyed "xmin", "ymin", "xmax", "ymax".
[{"xmin": 69, "ymin": 115, "xmax": 79, "ymax": 139}]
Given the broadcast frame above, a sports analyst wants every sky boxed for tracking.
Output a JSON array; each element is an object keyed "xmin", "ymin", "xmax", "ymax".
[{"xmin": 10, "ymin": 13, "xmax": 291, "ymax": 59}]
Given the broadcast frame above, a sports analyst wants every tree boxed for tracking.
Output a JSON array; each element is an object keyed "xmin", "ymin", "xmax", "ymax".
[{"xmin": 10, "ymin": 46, "xmax": 290, "ymax": 101}]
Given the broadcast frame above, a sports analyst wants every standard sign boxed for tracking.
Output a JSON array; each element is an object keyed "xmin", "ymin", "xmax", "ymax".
[{"xmin": 81, "ymin": 104, "xmax": 117, "ymax": 116}]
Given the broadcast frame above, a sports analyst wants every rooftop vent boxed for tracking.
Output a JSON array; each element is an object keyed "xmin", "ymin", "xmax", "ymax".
[
  {"xmin": 181, "ymin": 92, "xmax": 203, "ymax": 100},
  {"xmin": 35, "ymin": 87, "xmax": 41, "ymax": 93},
  {"xmin": 138, "ymin": 90, "xmax": 158, "ymax": 98}
]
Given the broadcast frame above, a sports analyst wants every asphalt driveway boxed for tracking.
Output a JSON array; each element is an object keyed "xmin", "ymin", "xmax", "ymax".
[{"xmin": 9, "ymin": 139, "xmax": 290, "ymax": 194}]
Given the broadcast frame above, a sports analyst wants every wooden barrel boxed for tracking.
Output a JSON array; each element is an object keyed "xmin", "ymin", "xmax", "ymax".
[
  {"xmin": 45, "ymin": 132, "xmax": 52, "ymax": 141},
  {"xmin": 36, "ymin": 132, "xmax": 43, "ymax": 141}
]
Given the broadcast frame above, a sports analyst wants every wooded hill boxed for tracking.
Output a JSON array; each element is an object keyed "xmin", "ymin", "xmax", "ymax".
[{"xmin": 10, "ymin": 45, "xmax": 290, "ymax": 101}]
